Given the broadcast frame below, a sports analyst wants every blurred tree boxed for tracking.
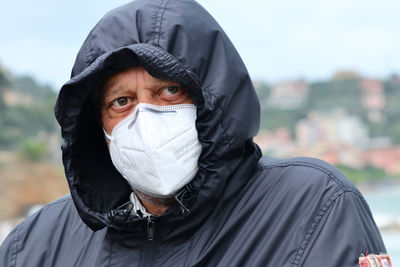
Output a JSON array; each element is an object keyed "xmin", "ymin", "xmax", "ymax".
[
  {"xmin": 383, "ymin": 76, "xmax": 400, "ymax": 143},
  {"xmin": 254, "ymin": 81, "xmax": 270, "ymax": 104},
  {"xmin": 260, "ymin": 109, "xmax": 307, "ymax": 136},
  {"xmin": 0, "ymin": 69, "xmax": 10, "ymax": 111},
  {"xmin": 336, "ymin": 165, "xmax": 390, "ymax": 184},
  {"xmin": 0, "ymin": 69, "xmax": 58, "ymax": 150},
  {"xmin": 19, "ymin": 139, "xmax": 47, "ymax": 162},
  {"xmin": 307, "ymin": 78, "xmax": 362, "ymax": 115},
  {"xmin": 12, "ymin": 75, "xmax": 56, "ymax": 101}
]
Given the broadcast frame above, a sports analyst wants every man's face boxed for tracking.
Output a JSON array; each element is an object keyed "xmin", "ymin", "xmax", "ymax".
[{"xmin": 101, "ymin": 66, "xmax": 193, "ymax": 137}]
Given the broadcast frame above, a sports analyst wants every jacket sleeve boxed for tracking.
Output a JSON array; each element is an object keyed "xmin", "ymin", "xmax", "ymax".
[
  {"xmin": 0, "ymin": 196, "xmax": 76, "ymax": 267},
  {"xmin": 0, "ymin": 225, "xmax": 21, "ymax": 267},
  {"xmin": 293, "ymin": 189, "xmax": 386, "ymax": 267}
]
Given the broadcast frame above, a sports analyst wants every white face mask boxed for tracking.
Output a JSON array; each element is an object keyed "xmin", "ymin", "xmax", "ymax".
[{"xmin": 104, "ymin": 103, "xmax": 202, "ymax": 197}]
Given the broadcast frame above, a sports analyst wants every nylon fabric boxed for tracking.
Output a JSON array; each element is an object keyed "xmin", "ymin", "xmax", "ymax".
[{"xmin": 0, "ymin": 0, "xmax": 386, "ymax": 266}]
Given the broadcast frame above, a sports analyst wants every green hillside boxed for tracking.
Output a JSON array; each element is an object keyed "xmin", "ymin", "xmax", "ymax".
[{"xmin": 0, "ymin": 67, "xmax": 58, "ymax": 151}]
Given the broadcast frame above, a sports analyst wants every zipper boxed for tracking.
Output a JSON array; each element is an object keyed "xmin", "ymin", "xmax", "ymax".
[
  {"xmin": 147, "ymin": 216, "xmax": 155, "ymax": 241},
  {"xmin": 141, "ymin": 216, "xmax": 158, "ymax": 267}
]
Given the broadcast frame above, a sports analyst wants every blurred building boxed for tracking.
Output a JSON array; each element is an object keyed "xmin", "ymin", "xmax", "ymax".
[
  {"xmin": 363, "ymin": 146, "xmax": 400, "ymax": 175},
  {"xmin": 332, "ymin": 70, "xmax": 360, "ymax": 80},
  {"xmin": 254, "ymin": 128, "xmax": 295, "ymax": 157},
  {"xmin": 2, "ymin": 90, "xmax": 33, "ymax": 106},
  {"xmin": 359, "ymin": 78, "xmax": 386, "ymax": 122},
  {"xmin": 266, "ymin": 80, "xmax": 308, "ymax": 109},
  {"xmin": 296, "ymin": 109, "xmax": 369, "ymax": 148}
]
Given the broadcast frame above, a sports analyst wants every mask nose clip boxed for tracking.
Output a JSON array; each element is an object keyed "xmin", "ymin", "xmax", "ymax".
[
  {"xmin": 128, "ymin": 105, "xmax": 177, "ymax": 129},
  {"xmin": 128, "ymin": 107, "xmax": 141, "ymax": 129},
  {"xmin": 142, "ymin": 105, "xmax": 177, "ymax": 115}
]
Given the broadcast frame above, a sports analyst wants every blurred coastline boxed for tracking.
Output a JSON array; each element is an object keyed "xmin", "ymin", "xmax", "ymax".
[
  {"xmin": 0, "ymin": 66, "xmax": 399, "ymax": 264},
  {"xmin": 362, "ymin": 184, "xmax": 400, "ymax": 266}
]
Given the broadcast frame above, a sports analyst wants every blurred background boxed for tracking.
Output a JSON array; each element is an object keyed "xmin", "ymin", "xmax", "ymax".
[{"xmin": 0, "ymin": 0, "xmax": 399, "ymax": 264}]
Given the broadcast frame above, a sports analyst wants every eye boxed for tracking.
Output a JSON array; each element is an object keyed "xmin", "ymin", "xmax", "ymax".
[
  {"xmin": 159, "ymin": 86, "xmax": 181, "ymax": 96},
  {"xmin": 112, "ymin": 97, "xmax": 131, "ymax": 107}
]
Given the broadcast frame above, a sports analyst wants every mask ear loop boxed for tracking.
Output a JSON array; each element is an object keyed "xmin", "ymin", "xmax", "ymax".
[{"xmin": 103, "ymin": 128, "xmax": 114, "ymax": 142}]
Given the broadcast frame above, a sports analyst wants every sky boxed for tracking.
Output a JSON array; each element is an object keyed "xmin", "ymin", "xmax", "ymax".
[{"xmin": 0, "ymin": 0, "xmax": 399, "ymax": 89}]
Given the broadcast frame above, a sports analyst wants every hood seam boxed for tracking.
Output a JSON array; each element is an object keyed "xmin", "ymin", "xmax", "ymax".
[
  {"xmin": 201, "ymin": 88, "xmax": 235, "ymax": 171},
  {"xmin": 152, "ymin": 0, "xmax": 170, "ymax": 46},
  {"xmin": 87, "ymin": 34, "xmax": 96, "ymax": 67},
  {"xmin": 290, "ymin": 188, "xmax": 346, "ymax": 266}
]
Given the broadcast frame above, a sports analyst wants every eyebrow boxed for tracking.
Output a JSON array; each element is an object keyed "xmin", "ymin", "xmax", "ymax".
[
  {"xmin": 106, "ymin": 85, "xmax": 128, "ymax": 98},
  {"xmin": 151, "ymin": 78, "xmax": 179, "ymax": 88},
  {"xmin": 103, "ymin": 77, "xmax": 181, "ymax": 100}
]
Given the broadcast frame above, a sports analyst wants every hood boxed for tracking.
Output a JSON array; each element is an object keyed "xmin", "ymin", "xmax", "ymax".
[{"xmin": 55, "ymin": 0, "xmax": 261, "ymax": 232}]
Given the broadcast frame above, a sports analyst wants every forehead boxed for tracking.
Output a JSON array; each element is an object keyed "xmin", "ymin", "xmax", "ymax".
[{"xmin": 102, "ymin": 66, "xmax": 179, "ymax": 97}]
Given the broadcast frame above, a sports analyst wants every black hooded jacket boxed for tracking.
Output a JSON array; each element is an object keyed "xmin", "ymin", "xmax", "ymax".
[{"xmin": 0, "ymin": 0, "xmax": 386, "ymax": 266}]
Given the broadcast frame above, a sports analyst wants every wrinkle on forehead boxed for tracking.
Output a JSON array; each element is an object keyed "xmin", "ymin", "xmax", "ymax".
[{"xmin": 103, "ymin": 66, "xmax": 179, "ymax": 99}]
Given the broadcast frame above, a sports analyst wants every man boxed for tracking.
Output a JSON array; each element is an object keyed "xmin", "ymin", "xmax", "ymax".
[
  {"xmin": 101, "ymin": 66, "xmax": 198, "ymax": 217},
  {"xmin": 0, "ymin": 0, "xmax": 389, "ymax": 266}
]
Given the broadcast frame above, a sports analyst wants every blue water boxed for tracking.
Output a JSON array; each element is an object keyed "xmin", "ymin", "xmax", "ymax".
[
  {"xmin": 363, "ymin": 187, "xmax": 400, "ymax": 266},
  {"xmin": 380, "ymin": 231, "xmax": 400, "ymax": 266}
]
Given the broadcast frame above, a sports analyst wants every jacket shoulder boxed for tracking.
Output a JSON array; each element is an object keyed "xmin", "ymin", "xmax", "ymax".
[
  {"xmin": 250, "ymin": 156, "xmax": 386, "ymax": 266},
  {"xmin": 256, "ymin": 156, "xmax": 358, "ymax": 193},
  {"xmin": 22, "ymin": 194, "xmax": 77, "ymax": 227},
  {"xmin": 1, "ymin": 195, "xmax": 76, "ymax": 243},
  {"xmin": 0, "ymin": 195, "xmax": 98, "ymax": 267}
]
